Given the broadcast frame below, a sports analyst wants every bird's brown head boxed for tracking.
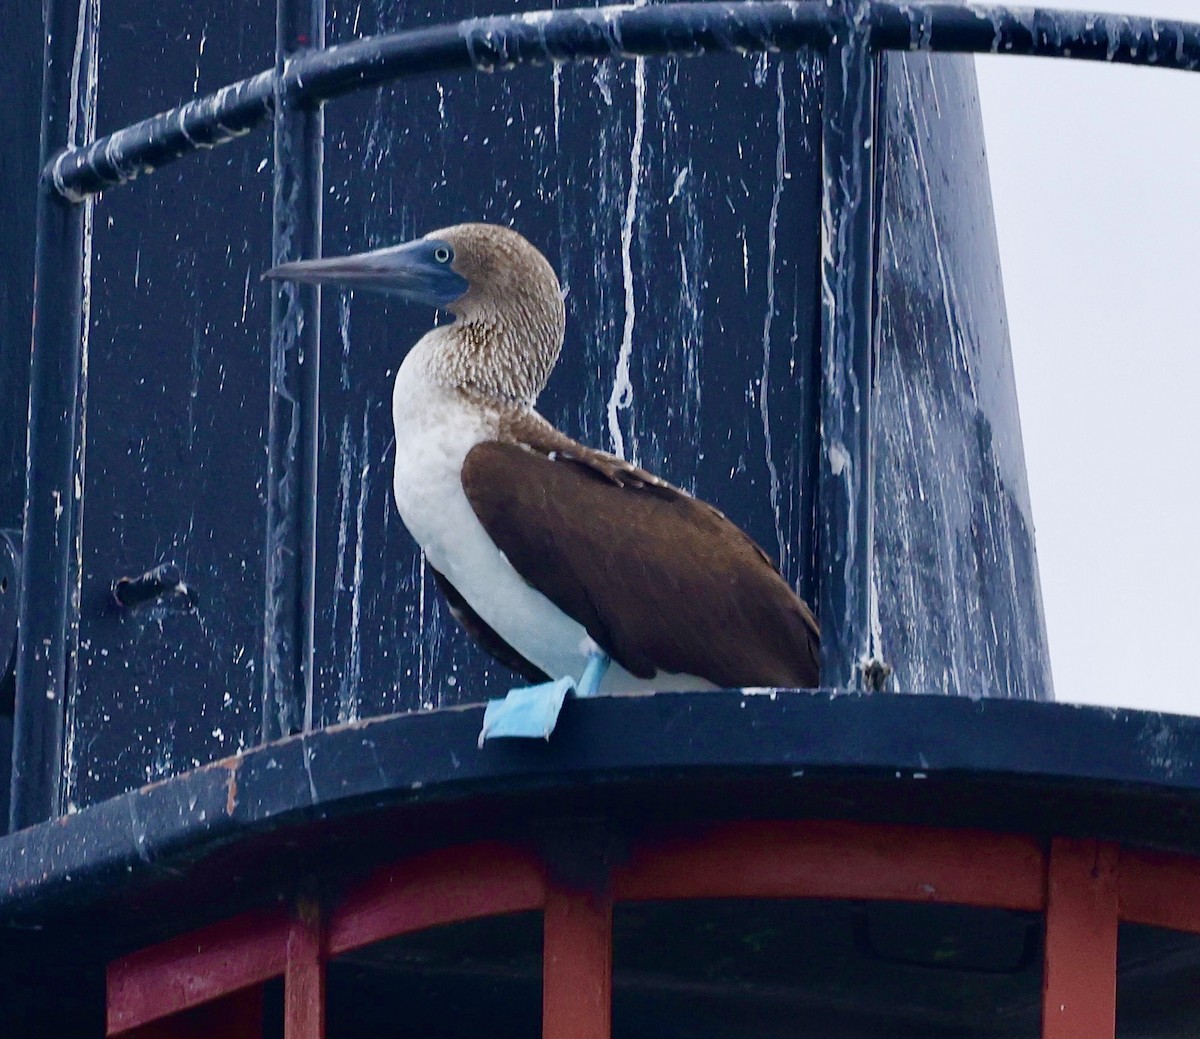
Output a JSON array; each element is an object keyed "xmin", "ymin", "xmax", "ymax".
[{"xmin": 264, "ymin": 222, "xmax": 565, "ymax": 405}]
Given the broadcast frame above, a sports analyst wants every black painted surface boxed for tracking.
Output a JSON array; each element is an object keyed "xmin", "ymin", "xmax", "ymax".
[
  {"xmin": 0, "ymin": 532, "xmax": 20, "ymax": 700},
  {"xmin": 1118, "ymin": 924, "xmax": 1200, "ymax": 1039},
  {"xmin": 10, "ymin": 0, "xmax": 96, "ymax": 830},
  {"xmin": 0, "ymin": 0, "xmax": 41, "ymax": 533},
  {"xmin": 64, "ymin": 0, "xmax": 276, "ymax": 809},
  {"xmin": 4, "ymin": 4, "xmax": 1200, "ymax": 1036},
  {"xmin": 263, "ymin": 0, "xmax": 327, "ymax": 740},
  {"xmin": 55, "ymin": 5, "xmax": 829, "ymax": 805},
  {"xmin": 873, "ymin": 51, "xmax": 1053, "ymax": 699},
  {"xmin": 817, "ymin": 1, "xmax": 881, "ymax": 690},
  {"xmin": 16, "ymin": 0, "xmax": 1057, "ymax": 813},
  {"xmin": 315, "ymin": 8, "xmax": 824, "ymax": 722},
  {"xmin": 0, "ymin": 533, "xmax": 15, "ymax": 830},
  {"xmin": 328, "ymin": 914, "xmax": 542, "ymax": 1039}
]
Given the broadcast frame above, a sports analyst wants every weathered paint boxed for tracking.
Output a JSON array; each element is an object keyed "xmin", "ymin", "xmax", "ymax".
[
  {"xmin": 312, "ymin": 5, "xmax": 823, "ymax": 726},
  {"xmin": 16, "ymin": 0, "xmax": 1159, "ymax": 807},
  {"xmin": 63, "ymin": 0, "xmax": 276, "ymax": 810},
  {"xmin": 873, "ymin": 50, "xmax": 1053, "ymax": 699}
]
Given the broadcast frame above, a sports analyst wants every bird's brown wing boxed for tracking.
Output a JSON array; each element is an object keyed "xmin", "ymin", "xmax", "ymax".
[
  {"xmin": 460, "ymin": 437, "xmax": 820, "ymax": 688},
  {"xmin": 429, "ymin": 566, "xmax": 549, "ymax": 683}
]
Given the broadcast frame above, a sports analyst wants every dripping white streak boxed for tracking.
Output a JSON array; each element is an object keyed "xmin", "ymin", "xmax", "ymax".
[
  {"xmin": 66, "ymin": 0, "xmax": 91, "ymax": 146},
  {"xmin": 337, "ymin": 291, "xmax": 352, "ymax": 389},
  {"xmin": 607, "ymin": 56, "xmax": 645, "ymax": 462},
  {"xmin": 759, "ymin": 62, "xmax": 787, "ymax": 568},
  {"xmin": 194, "ymin": 27, "xmax": 207, "ymax": 96},
  {"xmin": 869, "ymin": 557, "xmax": 887, "ymax": 685},
  {"xmin": 678, "ymin": 195, "xmax": 704, "ymax": 456},
  {"xmin": 240, "ymin": 265, "xmax": 251, "ymax": 324},
  {"xmin": 338, "ymin": 411, "xmax": 370, "ymax": 723},
  {"xmin": 551, "ymin": 63, "xmax": 562, "ymax": 148},
  {"xmin": 187, "ymin": 318, "xmax": 202, "ymax": 449},
  {"xmin": 332, "ymin": 417, "xmax": 354, "ymax": 611},
  {"xmin": 63, "ymin": 0, "xmax": 100, "ymax": 812},
  {"xmin": 667, "ymin": 165, "xmax": 688, "ymax": 203},
  {"xmin": 418, "ymin": 551, "xmax": 429, "ymax": 708}
]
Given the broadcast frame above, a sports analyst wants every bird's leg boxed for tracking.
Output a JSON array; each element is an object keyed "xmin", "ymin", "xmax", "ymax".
[
  {"xmin": 478, "ymin": 651, "xmax": 611, "ymax": 746},
  {"xmin": 574, "ymin": 651, "xmax": 610, "ymax": 698}
]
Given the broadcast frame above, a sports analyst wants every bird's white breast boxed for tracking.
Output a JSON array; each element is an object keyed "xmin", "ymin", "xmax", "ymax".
[
  {"xmin": 391, "ymin": 334, "xmax": 591, "ymax": 683},
  {"xmin": 390, "ymin": 331, "xmax": 714, "ymax": 694}
]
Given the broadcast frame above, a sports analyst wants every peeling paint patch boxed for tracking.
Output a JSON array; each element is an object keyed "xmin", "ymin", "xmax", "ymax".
[{"xmin": 829, "ymin": 441, "xmax": 851, "ymax": 476}]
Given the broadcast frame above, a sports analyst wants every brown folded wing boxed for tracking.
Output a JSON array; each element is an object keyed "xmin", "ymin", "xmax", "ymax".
[{"xmin": 460, "ymin": 436, "xmax": 820, "ymax": 688}]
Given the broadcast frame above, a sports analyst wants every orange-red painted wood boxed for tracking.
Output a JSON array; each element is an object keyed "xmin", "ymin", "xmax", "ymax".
[
  {"xmin": 613, "ymin": 821, "xmax": 1046, "ymax": 910},
  {"xmin": 108, "ymin": 909, "xmax": 289, "ymax": 1035},
  {"xmin": 1042, "ymin": 838, "xmax": 1119, "ymax": 1039},
  {"xmin": 111, "ymin": 823, "xmax": 1200, "ymax": 1039},
  {"xmin": 1119, "ymin": 847, "xmax": 1200, "ymax": 935},
  {"xmin": 327, "ymin": 841, "xmax": 546, "ymax": 957},
  {"xmin": 119, "ymin": 985, "xmax": 264, "ymax": 1039},
  {"xmin": 543, "ymin": 885, "xmax": 611, "ymax": 1039},
  {"xmin": 285, "ymin": 897, "xmax": 325, "ymax": 1039}
]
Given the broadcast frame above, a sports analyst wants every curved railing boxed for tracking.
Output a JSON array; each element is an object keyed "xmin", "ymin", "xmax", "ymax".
[{"xmin": 46, "ymin": 2, "xmax": 1200, "ymax": 200}]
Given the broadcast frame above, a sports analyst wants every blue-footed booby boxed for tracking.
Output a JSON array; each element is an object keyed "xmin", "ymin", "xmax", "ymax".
[{"xmin": 266, "ymin": 224, "xmax": 819, "ymax": 742}]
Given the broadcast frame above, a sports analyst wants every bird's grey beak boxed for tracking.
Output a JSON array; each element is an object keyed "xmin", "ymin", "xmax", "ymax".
[{"xmin": 263, "ymin": 238, "xmax": 469, "ymax": 309}]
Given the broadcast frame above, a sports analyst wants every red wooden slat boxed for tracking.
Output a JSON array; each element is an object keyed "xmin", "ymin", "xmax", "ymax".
[
  {"xmin": 107, "ymin": 821, "xmax": 1088, "ymax": 1039},
  {"xmin": 328, "ymin": 841, "xmax": 547, "ymax": 957},
  {"xmin": 613, "ymin": 820, "xmax": 1045, "ymax": 910},
  {"xmin": 543, "ymin": 884, "xmax": 612, "ymax": 1039},
  {"xmin": 1042, "ymin": 838, "xmax": 1119, "ymax": 1039},
  {"xmin": 285, "ymin": 897, "xmax": 326, "ymax": 1039},
  {"xmin": 119, "ymin": 984, "xmax": 264, "ymax": 1039},
  {"xmin": 1119, "ymin": 847, "xmax": 1200, "ymax": 934},
  {"xmin": 108, "ymin": 909, "xmax": 289, "ymax": 1035}
]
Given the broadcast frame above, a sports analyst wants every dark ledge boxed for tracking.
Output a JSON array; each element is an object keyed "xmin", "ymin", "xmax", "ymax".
[{"xmin": 2, "ymin": 690, "xmax": 1199, "ymax": 950}]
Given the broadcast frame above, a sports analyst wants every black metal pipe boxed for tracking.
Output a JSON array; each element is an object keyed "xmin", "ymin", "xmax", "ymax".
[
  {"xmin": 49, "ymin": 71, "xmax": 274, "ymax": 202},
  {"xmin": 11, "ymin": 0, "xmax": 97, "ymax": 830},
  {"xmin": 869, "ymin": 2, "xmax": 1200, "ymax": 67},
  {"xmin": 262, "ymin": 0, "xmax": 325, "ymax": 740},
  {"xmin": 43, "ymin": 2, "xmax": 1200, "ymax": 201},
  {"xmin": 817, "ymin": 1, "xmax": 882, "ymax": 692},
  {"xmin": 292, "ymin": 1, "xmax": 835, "ymax": 97},
  {"xmin": 49, "ymin": 2, "xmax": 834, "ymax": 199}
]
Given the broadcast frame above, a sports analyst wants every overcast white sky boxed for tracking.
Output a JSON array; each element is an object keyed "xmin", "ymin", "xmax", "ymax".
[{"xmin": 973, "ymin": 0, "xmax": 1200, "ymax": 715}]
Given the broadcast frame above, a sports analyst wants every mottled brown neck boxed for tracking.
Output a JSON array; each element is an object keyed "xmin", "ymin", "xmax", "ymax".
[
  {"xmin": 439, "ymin": 307, "xmax": 562, "ymax": 405},
  {"xmin": 430, "ymin": 223, "xmax": 566, "ymax": 406}
]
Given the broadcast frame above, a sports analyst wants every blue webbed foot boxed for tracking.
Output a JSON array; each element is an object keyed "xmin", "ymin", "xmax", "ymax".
[
  {"xmin": 478, "ymin": 676, "xmax": 575, "ymax": 745},
  {"xmin": 478, "ymin": 652, "xmax": 610, "ymax": 746}
]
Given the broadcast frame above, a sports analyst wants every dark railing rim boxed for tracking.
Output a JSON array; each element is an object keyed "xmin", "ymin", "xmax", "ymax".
[{"xmin": 47, "ymin": 0, "xmax": 1200, "ymax": 200}]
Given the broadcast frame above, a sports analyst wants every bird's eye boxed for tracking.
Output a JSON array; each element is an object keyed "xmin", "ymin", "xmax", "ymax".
[{"xmin": 433, "ymin": 246, "xmax": 452, "ymax": 264}]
